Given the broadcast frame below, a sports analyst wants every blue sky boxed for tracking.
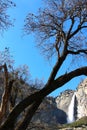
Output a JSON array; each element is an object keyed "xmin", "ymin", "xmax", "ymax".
[{"xmin": 0, "ymin": 0, "xmax": 86, "ymax": 97}]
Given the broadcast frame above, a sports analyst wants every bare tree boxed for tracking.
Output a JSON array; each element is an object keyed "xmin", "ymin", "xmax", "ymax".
[
  {"xmin": 0, "ymin": 47, "xmax": 14, "ymax": 68},
  {"xmin": 0, "ymin": 0, "xmax": 87, "ymax": 130},
  {"xmin": 0, "ymin": 0, "xmax": 15, "ymax": 32}
]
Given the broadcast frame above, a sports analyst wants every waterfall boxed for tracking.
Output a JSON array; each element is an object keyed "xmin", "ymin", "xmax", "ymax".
[{"xmin": 67, "ymin": 93, "xmax": 76, "ymax": 123}]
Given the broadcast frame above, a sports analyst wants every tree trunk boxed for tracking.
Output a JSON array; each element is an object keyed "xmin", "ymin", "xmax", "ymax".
[
  {"xmin": 15, "ymin": 99, "xmax": 42, "ymax": 130},
  {"xmin": 0, "ymin": 64, "xmax": 14, "ymax": 124}
]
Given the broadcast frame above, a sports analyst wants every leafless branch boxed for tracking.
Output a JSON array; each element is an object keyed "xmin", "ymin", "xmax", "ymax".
[{"xmin": 68, "ymin": 49, "xmax": 87, "ymax": 55}]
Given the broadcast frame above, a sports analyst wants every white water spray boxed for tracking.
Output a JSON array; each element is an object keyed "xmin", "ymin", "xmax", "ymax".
[{"xmin": 67, "ymin": 93, "xmax": 76, "ymax": 123}]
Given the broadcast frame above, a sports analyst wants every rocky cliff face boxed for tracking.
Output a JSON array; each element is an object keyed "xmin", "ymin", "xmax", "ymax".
[
  {"xmin": 75, "ymin": 79, "xmax": 87, "ymax": 119},
  {"xmin": 56, "ymin": 90, "xmax": 74, "ymax": 115},
  {"xmin": 55, "ymin": 78, "xmax": 87, "ymax": 123},
  {"xmin": 32, "ymin": 97, "xmax": 67, "ymax": 125}
]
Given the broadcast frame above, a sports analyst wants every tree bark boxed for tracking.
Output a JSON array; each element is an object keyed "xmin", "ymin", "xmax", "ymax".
[{"xmin": 0, "ymin": 64, "xmax": 14, "ymax": 124}]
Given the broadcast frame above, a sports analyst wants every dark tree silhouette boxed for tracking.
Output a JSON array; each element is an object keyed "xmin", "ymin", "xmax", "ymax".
[{"xmin": 0, "ymin": 0, "xmax": 87, "ymax": 130}]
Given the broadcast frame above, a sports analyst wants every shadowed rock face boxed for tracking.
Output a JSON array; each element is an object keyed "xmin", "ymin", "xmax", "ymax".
[
  {"xmin": 56, "ymin": 109, "xmax": 67, "ymax": 124},
  {"xmin": 32, "ymin": 97, "xmax": 67, "ymax": 125}
]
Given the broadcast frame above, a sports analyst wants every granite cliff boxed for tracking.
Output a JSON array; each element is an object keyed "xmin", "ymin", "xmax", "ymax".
[{"xmin": 55, "ymin": 78, "xmax": 87, "ymax": 123}]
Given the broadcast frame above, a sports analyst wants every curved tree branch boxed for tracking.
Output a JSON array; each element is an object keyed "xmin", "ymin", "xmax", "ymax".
[
  {"xmin": 46, "ymin": 52, "xmax": 67, "ymax": 84},
  {"xmin": 50, "ymin": 66, "xmax": 87, "ymax": 93}
]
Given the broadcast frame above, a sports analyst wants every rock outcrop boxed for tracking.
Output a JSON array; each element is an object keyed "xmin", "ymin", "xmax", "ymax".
[{"xmin": 56, "ymin": 90, "xmax": 74, "ymax": 115}]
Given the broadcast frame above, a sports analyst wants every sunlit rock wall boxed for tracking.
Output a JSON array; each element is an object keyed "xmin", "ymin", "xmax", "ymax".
[{"xmin": 75, "ymin": 79, "xmax": 87, "ymax": 119}]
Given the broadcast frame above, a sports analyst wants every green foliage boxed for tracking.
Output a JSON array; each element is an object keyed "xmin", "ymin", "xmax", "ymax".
[
  {"xmin": 59, "ymin": 116, "xmax": 87, "ymax": 129},
  {"xmin": 67, "ymin": 116, "xmax": 87, "ymax": 128}
]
